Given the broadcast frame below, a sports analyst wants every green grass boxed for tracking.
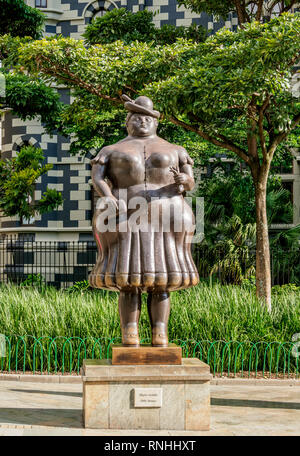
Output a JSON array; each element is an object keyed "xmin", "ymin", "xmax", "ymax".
[{"xmin": 0, "ymin": 283, "xmax": 299, "ymax": 374}]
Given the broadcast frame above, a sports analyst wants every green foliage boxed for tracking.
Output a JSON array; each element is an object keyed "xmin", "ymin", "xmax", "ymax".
[
  {"xmin": 0, "ymin": 72, "xmax": 62, "ymax": 132},
  {"xmin": 195, "ymin": 214, "xmax": 256, "ymax": 284},
  {"xmin": 143, "ymin": 14, "xmax": 300, "ymax": 140},
  {"xmin": 0, "ymin": 2, "xmax": 66, "ymax": 222},
  {"xmin": 241, "ymin": 275, "xmax": 256, "ymax": 290},
  {"xmin": 177, "ymin": 0, "xmax": 297, "ymax": 23},
  {"xmin": 15, "ymin": 14, "xmax": 299, "ymax": 158},
  {"xmin": 155, "ymin": 22, "xmax": 207, "ymax": 44},
  {"xmin": 272, "ymin": 283, "xmax": 300, "ymax": 295},
  {"xmin": 65, "ymin": 280, "xmax": 91, "ymax": 294},
  {"xmin": 0, "ymin": 145, "xmax": 62, "ymax": 219},
  {"xmin": 0, "ymin": 34, "xmax": 31, "ymax": 63},
  {"xmin": 59, "ymin": 101, "xmax": 127, "ymax": 156},
  {"xmin": 84, "ymin": 8, "xmax": 206, "ymax": 45},
  {"xmin": 20, "ymin": 273, "xmax": 46, "ymax": 288},
  {"xmin": 0, "ymin": 2, "xmax": 62, "ymax": 145},
  {"xmin": 0, "ymin": 0, "xmax": 44, "ymax": 39},
  {"xmin": 37, "ymin": 188, "xmax": 63, "ymax": 215},
  {"xmin": 194, "ymin": 161, "xmax": 299, "ymax": 283},
  {"xmin": 271, "ymin": 142, "xmax": 297, "ymax": 173},
  {"xmin": 198, "ymin": 163, "xmax": 294, "ymax": 226},
  {"xmin": 84, "ymin": 8, "xmax": 156, "ymax": 44}
]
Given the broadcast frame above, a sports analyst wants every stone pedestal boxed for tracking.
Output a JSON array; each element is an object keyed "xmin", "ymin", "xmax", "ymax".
[{"xmin": 82, "ymin": 358, "xmax": 211, "ymax": 431}]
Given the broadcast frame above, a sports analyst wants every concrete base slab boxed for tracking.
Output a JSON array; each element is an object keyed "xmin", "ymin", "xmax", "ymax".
[{"xmin": 0, "ymin": 379, "xmax": 299, "ymax": 435}]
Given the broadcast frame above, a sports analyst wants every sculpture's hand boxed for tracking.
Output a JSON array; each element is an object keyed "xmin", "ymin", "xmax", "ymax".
[
  {"xmin": 173, "ymin": 173, "xmax": 189, "ymax": 186},
  {"xmin": 107, "ymin": 195, "xmax": 119, "ymax": 212},
  {"xmin": 169, "ymin": 166, "xmax": 187, "ymax": 193}
]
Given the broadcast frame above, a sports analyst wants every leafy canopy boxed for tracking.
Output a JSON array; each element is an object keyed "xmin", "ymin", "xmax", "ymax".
[
  {"xmin": 1, "ymin": 72, "xmax": 62, "ymax": 131},
  {"xmin": 11, "ymin": 13, "xmax": 299, "ymax": 163},
  {"xmin": 0, "ymin": 0, "xmax": 44, "ymax": 39},
  {"xmin": 0, "ymin": 145, "xmax": 62, "ymax": 220}
]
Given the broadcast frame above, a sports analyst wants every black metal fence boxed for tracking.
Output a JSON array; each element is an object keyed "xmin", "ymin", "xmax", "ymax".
[
  {"xmin": 0, "ymin": 236, "xmax": 96, "ymax": 288},
  {"xmin": 0, "ymin": 235, "xmax": 299, "ymax": 288}
]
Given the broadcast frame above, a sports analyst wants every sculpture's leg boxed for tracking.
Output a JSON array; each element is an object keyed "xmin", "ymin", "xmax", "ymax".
[
  {"xmin": 147, "ymin": 292, "xmax": 170, "ymax": 347},
  {"xmin": 119, "ymin": 290, "xmax": 141, "ymax": 346}
]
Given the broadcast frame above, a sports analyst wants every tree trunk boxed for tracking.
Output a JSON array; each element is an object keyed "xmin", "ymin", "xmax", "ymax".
[{"xmin": 254, "ymin": 181, "xmax": 272, "ymax": 311}]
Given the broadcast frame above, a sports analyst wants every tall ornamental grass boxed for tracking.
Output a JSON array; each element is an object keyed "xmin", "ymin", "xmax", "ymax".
[{"xmin": 0, "ymin": 283, "xmax": 299, "ymax": 374}]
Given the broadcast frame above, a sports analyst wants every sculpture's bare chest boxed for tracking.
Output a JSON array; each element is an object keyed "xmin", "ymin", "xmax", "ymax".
[{"xmin": 107, "ymin": 140, "xmax": 179, "ymax": 188}]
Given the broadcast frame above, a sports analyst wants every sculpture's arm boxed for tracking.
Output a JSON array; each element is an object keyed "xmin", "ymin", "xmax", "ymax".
[
  {"xmin": 175, "ymin": 148, "xmax": 195, "ymax": 192},
  {"xmin": 91, "ymin": 151, "xmax": 118, "ymax": 210}
]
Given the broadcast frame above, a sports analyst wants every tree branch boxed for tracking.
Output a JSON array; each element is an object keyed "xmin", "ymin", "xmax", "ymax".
[
  {"xmin": 169, "ymin": 115, "xmax": 250, "ymax": 164},
  {"xmin": 243, "ymin": 0, "xmax": 251, "ymax": 23},
  {"xmin": 255, "ymin": 0, "xmax": 264, "ymax": 21},
  {"xmin": 267, "ymin": 0, "xmax": 280, "ymax": 16},
  {"xmin": 282, "ymin": 0, "xmax": 297, "ymax": 13},
  {"xmin": 233, "ymin": 0, "xmax": 247, "ymax": 25},
  {"xmin": 35, "ymin": 55, "xmax": 122, "ymax": 104},
  {"xmin": 268, "ymin": 112, "xmax": 300, "ymax": 159}
]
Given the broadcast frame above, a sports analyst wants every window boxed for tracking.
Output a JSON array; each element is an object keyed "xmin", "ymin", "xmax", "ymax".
[
  {"xmin": 92, "ymin": 9, "xmax": 107, "ymax": 20},
  {"xmin": 35, "ymin": 0, "xmax": 47, "ymax": 7}
]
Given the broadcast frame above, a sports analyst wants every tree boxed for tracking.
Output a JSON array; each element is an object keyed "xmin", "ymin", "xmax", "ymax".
[
  {"xmin": 0, "ymin": 0, "xmax": 62, "ymax": 219},
  {"xmin": 0, "ymin": 145, "xmax": 62, "ymax": 221},
  {"xmin": 1, "ymin": 13, "xmax": 299, "ymax": 307},
  {"xmin": 0, "ymin": 0, "xmax": 44, "ymax": 39},
  {"xmin": 177, "ymin": 0, "xmax": 298, "ymax": 26}
]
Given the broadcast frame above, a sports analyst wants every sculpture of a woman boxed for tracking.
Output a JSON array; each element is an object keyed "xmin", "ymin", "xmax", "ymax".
[{"xmin": 89, "ymin": 95, "xmax": 199, "ymax": 347}]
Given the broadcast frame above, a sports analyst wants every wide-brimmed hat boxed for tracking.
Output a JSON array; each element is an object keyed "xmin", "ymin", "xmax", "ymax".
[{"xmin": 122, "ymin": 94, "xmax": 160, "ymax": 119}]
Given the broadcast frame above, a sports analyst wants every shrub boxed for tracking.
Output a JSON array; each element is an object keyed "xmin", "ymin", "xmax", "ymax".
[{"xmin": 84, "ymin": 8, "xmax": 206, "ymax": 45}]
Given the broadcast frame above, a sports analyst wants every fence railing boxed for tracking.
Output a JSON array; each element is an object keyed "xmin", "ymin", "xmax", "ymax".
[
  {"xmin": 0, "ymin": 237, "xmax": 96, "ymax": 288},
  {"xmin": 0, "ymin": 235, "xmax": 299, "ymax": 288},
  {"xmin": 0, "ymin": 335, "xmax": 299, "ymax": 378}
]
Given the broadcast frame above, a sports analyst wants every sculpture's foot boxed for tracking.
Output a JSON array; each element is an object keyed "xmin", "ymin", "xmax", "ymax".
[
  {"xmin": 148, "ymin": 292, "xmax": 170, "ymax": 348},
  {"xmin": 122, "ymin": 324, "xmax": 140, "ymax": 347},
  {"xmin": 151, "ymin": 324, "xmax": 168, "ymax": 347},
  {"xmin": 119, "ymin": 291, "xmax": 141, "ymax": 347}
]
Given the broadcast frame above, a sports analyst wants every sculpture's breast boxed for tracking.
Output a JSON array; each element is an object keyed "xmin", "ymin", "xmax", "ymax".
[
  {"xmin": 149, "ymin": 152, "xmax": 172, "ymax": 168},
  {"xmin": 108, "ymin": 150, "xmax": 144, "ymax": 186}
]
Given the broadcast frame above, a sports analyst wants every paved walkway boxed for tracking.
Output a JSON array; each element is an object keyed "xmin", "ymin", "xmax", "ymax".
[{"xmin": 0, "ymin": 380, "xmax": 299, "ymax": 435}]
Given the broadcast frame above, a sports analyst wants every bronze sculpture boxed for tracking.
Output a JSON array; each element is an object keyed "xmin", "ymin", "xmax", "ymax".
[{"xmin": 89, "ymin": 95, "xmax": 199, "ymax": 347}]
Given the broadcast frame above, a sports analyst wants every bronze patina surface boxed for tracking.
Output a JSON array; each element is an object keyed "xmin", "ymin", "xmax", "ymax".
[
  {"xmin": 111, "ymin": 343, "xmax": 182, "ymax": 365},
  {"xmin": 89, "ymin": 95, "xmax": 199, "ymax": 347}
]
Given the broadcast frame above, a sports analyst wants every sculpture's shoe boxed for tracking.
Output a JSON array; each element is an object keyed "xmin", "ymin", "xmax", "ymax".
[
  {"xmin": 151, "ymin": 325, "xmax": 168, "ymax": 347},
  {"xmin": 122, "ymin": 324, "xmax": 140, "ymax": 347}
]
